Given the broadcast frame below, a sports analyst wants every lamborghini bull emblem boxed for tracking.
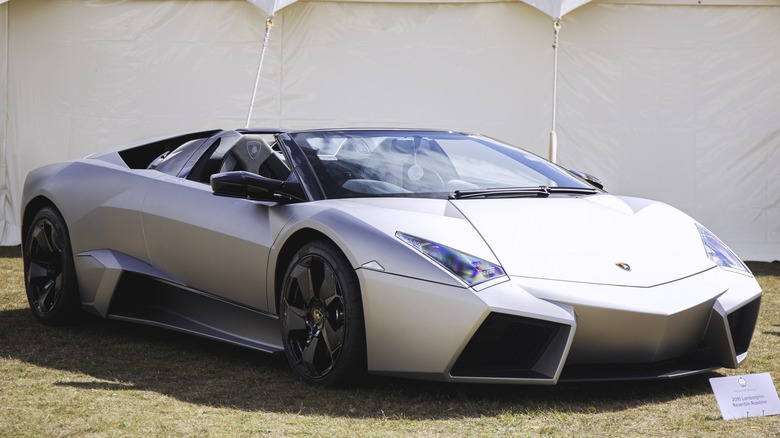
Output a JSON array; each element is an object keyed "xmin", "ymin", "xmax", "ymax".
[{"xmin": 247, "ymin": 141, "xmax": 262, "ymax": 160}]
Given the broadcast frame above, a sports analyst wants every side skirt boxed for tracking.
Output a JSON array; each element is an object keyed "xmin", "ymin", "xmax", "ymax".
[{"xmin": 75, "ymin": 250, "xmax": 283, "ymax": 353}]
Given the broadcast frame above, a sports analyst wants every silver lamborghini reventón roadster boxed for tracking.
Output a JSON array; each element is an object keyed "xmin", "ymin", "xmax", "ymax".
[{"xmin": 22, "ymin": 128, "xmax": 762, "ymax": 386}]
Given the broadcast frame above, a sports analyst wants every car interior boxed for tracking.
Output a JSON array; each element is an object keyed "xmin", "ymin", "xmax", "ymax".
[{"xmin": 181, "ymin": 132, "xmax": 291, "ymax": 184}]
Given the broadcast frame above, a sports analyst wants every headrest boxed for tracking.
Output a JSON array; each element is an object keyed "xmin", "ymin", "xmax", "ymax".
[
  {"xmin": 391, "ymin": 138, "xmax": 416, "ymax": 154},
  {"xmin": 236, "ymin": 135, "xmax": 273, "ymax": 163}
]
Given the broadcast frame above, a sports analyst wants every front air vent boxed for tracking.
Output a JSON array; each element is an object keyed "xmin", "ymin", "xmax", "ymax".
[
  {"xmin": 727, "ymin": 297, "xmax": 761, "ymax": 356},
  {"xmin": 451, "ymin": 313, "xmax": 562, "ymax": 378}
]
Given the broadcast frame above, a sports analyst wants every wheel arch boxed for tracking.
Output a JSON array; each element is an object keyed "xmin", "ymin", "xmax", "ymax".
[
  {"xmin": 21, "ymin": 196, "xmax": 61, "ymax": 245},
  {"xmin": 268, "ymin": 206, "xmax": 463, "ymax": 314},
  {"xmin": 272, "ymin": 228, "xmax": 339, "ymax": 314}
]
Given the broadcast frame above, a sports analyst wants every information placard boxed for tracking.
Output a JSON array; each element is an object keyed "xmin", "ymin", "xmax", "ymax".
[{"xmin": 709, "ymin": 373, "xmax": 780, "ymax": 420}]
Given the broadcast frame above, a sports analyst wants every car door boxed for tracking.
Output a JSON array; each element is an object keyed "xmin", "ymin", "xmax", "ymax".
[{"xmin": 140, "ymin": 174, "xmax": 293, "ymax": 313}]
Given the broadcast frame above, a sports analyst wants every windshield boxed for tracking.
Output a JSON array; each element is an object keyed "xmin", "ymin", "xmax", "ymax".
[{"xmin": 287, "ymin": 130, "xmax": 594, "ymax": 199}]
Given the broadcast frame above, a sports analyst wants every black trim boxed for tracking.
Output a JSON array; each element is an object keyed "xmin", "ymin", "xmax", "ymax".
[
  {"xmin": 559, "ymin": 359, "xmax": 720, "ymax": 382},
  {"xmin": 118, "ymin": 130, "xmax": 220, "ymax": 169},
  {"xmin": 728, "ymin": 297, "xmax": 761, "ymax": 356},
  {"xmin": 108, "ymin": 272, "xmax": 283, "ymax": 353},
  {"xmin": 237, "ymin": 128, "xmax": 290, "ymax": 135}
]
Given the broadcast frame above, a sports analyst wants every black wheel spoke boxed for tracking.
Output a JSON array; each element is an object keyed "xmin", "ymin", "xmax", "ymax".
[
  {"xmin": 319, "ymin": 268, "xmax": 338, "ymax": 305},
  {"xmin": 32, "ymin": 221, "xmax": 59, "ymax": 257},
  {"xmin": 283, "ymin": 304, "xmax": 307, "ymax": 336},
  {"xmin": 290, "ymin": 263, "xmax": 314, "ymax": 302},
  {"xmin": 322, "ymin": 318, "xmax": 344, "ymax": 357},
  {"xmin": 27, "ymin": 260, "xmax": 50, "ymax": 281},
  {"xmin": 36, "ymin": 280, "xmax": 55, "ymax": 312},
  {"xmin": 309, "ymin": 258, "xmax": 325, "ymax": 299},
  {"xmin": 301, "ymin": 335, "xmax": 322, "ymax": 376}
]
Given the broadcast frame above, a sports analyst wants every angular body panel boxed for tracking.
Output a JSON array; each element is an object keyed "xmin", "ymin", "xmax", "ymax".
[
  {"xmin": 140, "ymin": 175, "xmax": 288, "ymax": 311},
  {"xmin": 453, "ymin": 195, "xmax": 712, "ymax": 286}
]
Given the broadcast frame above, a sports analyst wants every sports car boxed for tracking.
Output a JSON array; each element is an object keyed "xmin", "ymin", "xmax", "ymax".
[{"xmin": 21, "ymin": 128, "xmax": 762, "ymax": 387}]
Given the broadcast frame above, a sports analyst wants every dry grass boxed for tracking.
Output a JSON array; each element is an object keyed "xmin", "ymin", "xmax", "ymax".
[{"xmin": 1, "ymin": 245, "xmax": 779, "ymax": 437}]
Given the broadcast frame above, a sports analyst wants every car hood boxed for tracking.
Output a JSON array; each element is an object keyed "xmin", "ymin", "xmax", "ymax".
[{"xmin": 451, "ymin": 194, "xmax": 714, "ymax": 287}]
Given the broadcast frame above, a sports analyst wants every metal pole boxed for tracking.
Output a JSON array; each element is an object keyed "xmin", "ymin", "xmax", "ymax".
[
  {"xmin": 549, "ymin": 18, "xmax": 561, "ymax": 163},
  {"xmin": 245, "ymin": 16, "xmax": 275, "ymax": 129}
]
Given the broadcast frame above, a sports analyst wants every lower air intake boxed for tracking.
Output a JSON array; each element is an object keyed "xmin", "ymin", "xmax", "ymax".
[
  {"xmin": 728, "ymin": 297, "xmax": 761, "ymax": 356},
  {"xmin": 451, "ymin": 313, "xmax": 561, "ymax": 379}
]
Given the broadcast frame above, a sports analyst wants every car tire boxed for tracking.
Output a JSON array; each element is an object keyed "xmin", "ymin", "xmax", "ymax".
[
  {"xmin": 23, "ymin": 206, "xmax": 82, "ymax": 325},
  {"xmin": 280, "ymin": 240, "xmax": 367, "ymax": 387}
]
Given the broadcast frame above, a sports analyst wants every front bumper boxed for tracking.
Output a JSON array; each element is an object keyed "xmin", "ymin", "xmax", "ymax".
[{"xmin": 358, "ymin": 265, "xmax": 761, "ymax": 384}]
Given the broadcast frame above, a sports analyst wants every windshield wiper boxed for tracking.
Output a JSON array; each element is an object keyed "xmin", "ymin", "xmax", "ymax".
[
  {"xmin": 451, "ymin": 186, "xmax": 550, "ymax": 199},
  {"xmin": 450, "ymin": 186, "xmax": 598, "ymax": 199},
  {"xmin": 547, "ymin": 187, "xmax": 599, "ymax": 195}
]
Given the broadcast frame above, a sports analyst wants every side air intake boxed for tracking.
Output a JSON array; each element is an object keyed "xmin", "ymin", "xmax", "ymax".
[{"xmin": 728, "ymin": 297, "xmax": 761, "ymax": 358}]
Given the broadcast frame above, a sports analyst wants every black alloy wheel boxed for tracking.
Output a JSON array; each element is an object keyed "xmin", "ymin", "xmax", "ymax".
[
  {"xmin": 23, "ymin": 206, "xmax": 81, "ymax": 325},
  {"xmin": 280, "ymin": 240, "xmax": 366, "ymax": 387}
]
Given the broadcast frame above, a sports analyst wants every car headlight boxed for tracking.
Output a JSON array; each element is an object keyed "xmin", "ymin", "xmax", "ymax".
[
  {"xmin": 396, "ymin": 232, "xmax": 506, "ymax": 286},
  {"xmin": 696, "ymin": 224, "xmax": 751, "ymax": 275}
]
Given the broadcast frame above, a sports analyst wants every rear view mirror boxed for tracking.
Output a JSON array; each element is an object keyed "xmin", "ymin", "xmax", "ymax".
[
  {"xmin": 568, "ymin": 170, "xmax": 604, "ymax": 190},
  {"xmin": 211, "ymin": 171, "xmax": 305, "ymax": 203}
]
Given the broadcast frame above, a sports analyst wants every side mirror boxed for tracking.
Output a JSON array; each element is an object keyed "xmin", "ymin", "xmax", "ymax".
[
  {"xmin": 211, "ymin": 171, "xmax": 305, "ymax": 203},
  {"xmin": 568, "ymin": 170, "xmax": 604, "ymax": 190}
]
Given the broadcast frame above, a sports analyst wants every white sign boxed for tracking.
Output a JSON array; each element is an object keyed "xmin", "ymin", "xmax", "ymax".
[{"xmin": 709, "ymin": 373, "xmax": 780, "ymax": 420}]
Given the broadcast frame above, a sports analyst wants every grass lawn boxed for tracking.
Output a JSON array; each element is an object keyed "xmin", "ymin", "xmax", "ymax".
[{"xmin": 1, "ymin": 245, "xmax": 779, "ymax": 436}]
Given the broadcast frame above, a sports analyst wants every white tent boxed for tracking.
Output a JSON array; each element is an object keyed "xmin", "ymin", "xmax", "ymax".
[{"xmin": 1, "ymin": 0, "xmax": 779, "ymax": 262}]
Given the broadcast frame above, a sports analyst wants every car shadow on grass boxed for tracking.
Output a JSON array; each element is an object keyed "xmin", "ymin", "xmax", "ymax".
[
  {"xmin": 0, "ymin": 245, "xmax": 21, "ymax": 258},
  {"xmin": 1, "ymin": 306, "xmax": 721, "ymax": 420}
]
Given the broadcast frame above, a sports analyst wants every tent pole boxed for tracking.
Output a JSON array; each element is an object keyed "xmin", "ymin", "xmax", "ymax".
[
  {"xmin": 549, "ymin": 18, "xmax": 561, "ymax": 163},
  {"xmin": 245, "ymin": 16, "xmax": 275, "ymax": 129}
]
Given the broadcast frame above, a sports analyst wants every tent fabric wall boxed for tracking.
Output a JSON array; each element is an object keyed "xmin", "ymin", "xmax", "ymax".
[
  {"xmin": 1, "ymin": 2, "xmax": 9, "ymax": 245},
  {"xmin": 3, "ymin": 0, "xmax": 276, "ymax": 247},
  {"xmin": 2, "ymin": 0, "xmax": 780, "ymax": 262},
  {"xmin": 276, "ymin": 2, "xmax": 551, "ymax": 142},
  {"xmin": 556, "ymin": 4, "xmax": 780, "ymax": 261}
]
